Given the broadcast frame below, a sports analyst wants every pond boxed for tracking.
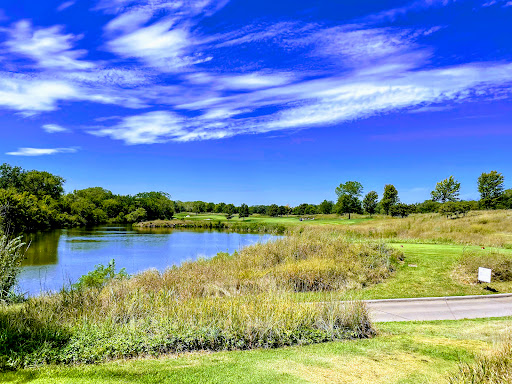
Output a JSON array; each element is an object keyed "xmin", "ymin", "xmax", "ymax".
[{"xmin": 18, "ymin": 226, "xmax": 279, "ymax": 296}]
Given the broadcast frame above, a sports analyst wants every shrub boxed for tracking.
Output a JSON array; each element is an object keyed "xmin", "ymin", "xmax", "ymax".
[{"xmin": 72, "ymin": 259, "xmax": 128, "ymax": 290}]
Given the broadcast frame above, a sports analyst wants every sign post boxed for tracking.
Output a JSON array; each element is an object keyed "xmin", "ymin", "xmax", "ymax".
[{"xmin": 478, "ymin": 267, "xmax": 492, "ymax": 284}]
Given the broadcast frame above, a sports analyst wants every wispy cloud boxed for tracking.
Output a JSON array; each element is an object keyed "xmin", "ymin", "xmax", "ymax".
[
  {"xmin": 101, "ymin": 0, "xmax": 229, "ymax": 71},
  {"xmin": 92, "ymin": 61, "xmax": 512, "ymax": 143},
  {"xmin": 89, "ymin": 111, "xmax": 186, "ymax": 144},
  {"xmin": 6, "ymin": 147, "xmax": 78, "ymax": 156},
  {"xmin": 106, "ymin": 19, "xmax": 208, "ymax": 71},
  {"xmin": 57, "ymin": 1, "xmax": 76, "ymax": 12},
  {"xmin": 42, "ymin": 124, "xmax": 69, "ymax": 133},
  {"xmin": 0, "ymin": 0, "xmax": 511, "ymax": 146},
  {"xmin": 3, "ymin": 20, "xmax": 93, "ymax": 70},
  {"xmin": 362, "ymin": 0, "xmax": 455, "ymax": 23},
  {"xmin": 0, "ymin": 73, "xmax": 79, "ymax": 113}
]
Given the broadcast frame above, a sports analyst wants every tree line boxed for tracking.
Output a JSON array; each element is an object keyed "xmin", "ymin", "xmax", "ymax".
[
  {"xmin": 0, "ymin": 163, "xmax": 510, "ymax": 233},
  {"xmin": 334, "ymin": 171, "xmax": 511, "ymax": 219}
]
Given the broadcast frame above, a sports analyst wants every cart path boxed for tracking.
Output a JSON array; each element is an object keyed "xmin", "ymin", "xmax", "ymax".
[{"xmin": 365, "ymin": 293, "xmax": 512, "ymax": 322}]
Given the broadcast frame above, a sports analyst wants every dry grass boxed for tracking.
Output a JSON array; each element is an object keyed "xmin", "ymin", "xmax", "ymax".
[
  {"xmin": 340, "ymin": 210, "xmax": 512, "ymax": 248},
  {"xmin": 456, "ymin": 250, "xmax": 512, "ymax": 284},
  {"xmin": 121, "ymin": 227, "xmax": 403, "ymax": 298}
]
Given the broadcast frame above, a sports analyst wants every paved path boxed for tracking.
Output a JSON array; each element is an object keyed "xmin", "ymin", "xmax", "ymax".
[{"xmin": 366, "ymin": 293, "xmax": 512, "ymax": 322}]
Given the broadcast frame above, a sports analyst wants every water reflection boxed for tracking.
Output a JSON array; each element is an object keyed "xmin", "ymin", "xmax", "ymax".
[
  {"xmin": 18, "ymin": 226, "xmax": 279, "ymax": 296},
  {"xmin": 23, "ymin": 231, "xmax": 60, "ymax": 266}
]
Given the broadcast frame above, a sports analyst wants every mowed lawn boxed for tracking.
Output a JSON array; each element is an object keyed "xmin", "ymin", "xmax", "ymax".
[
  {"xmin": 290, "ymin": 242, "xmax": 512, "ymax": 302},
  {"xmin": 2, "ymin": 317, "xmax": 511, "ymax": 384},
  {"xmin": 172, "ymin": 213, "xmax": 373, "ymax": 226},
  {"xmin": 359, "ymin": 243, "xmax": 512, "ymax": 299}
]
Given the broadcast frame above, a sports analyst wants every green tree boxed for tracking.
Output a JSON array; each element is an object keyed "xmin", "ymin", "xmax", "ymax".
[
  {"xmin": 0, "ymin": 163, "xmax": 24, "ymax": 190},
  {"xmin": 279, "ymin": 205, "xmax": 292, "ymax": 216},
  {"xmin": 293, "ymin": 203, "xmax": 309, "ymax": 216},
  {"xmin": 335, "ymin": 181, "xmax": 363, "ymax": 219},
  {"xmin": 225, "ymin": 204, "xmax": 236, "ymax": 219},
  {"xmin": 266, "ymin": 204, "xmax": 279, "ymax": 217},
  {"xmin": 335, "ymin": 194, "xmax": 362, "ymax": 218},
  {"xmin": 22, "ymin": 170, "xmax": 65, "ymax": 200},
  {"xmin": 381, "ymin": 184, "xmax": 399, "ymax": 215},
  {"xmin": 362, "ymin": 191, "xmax": 378, "ymax": 216},
  {"xmin": 389, "ymin": 203, "xmax": 415, "ymax": 218},
  {"xmin": 478, "ymin": 170, "xmax": 505, "ymax": 209},
  {"xmin": 431, "ymin": 176, "xmax": 461, "ymax": 203},
  {"xmin": 125, "ymin": 208, "xmax": 147, "ymax": 223},
  {"xmin": 416, "ymin": 200, "xmax": 441, "ymax": 213},
  {"xmin": 214, "ymin": 202, "xmax": 226, "ymax": 213},
  {"xmin": 498, "ymin": 189, "xmax": 512, "ymax": 209},
  {"xmin": 135, "ymin": 192, "xmax": 174, "ymax": 220},
  {"xmin": 239, "ymin": 203, "xmax": 249, "ymax": 220},
  {"xmin": 205, "ymin": 202, "xmax": 215, "ymax": 212},
  {"xmin": 318, "ymin": 200, "xmax": 334, "ymax": 214},
  {"xmin": 192, "ymin": 201, "xmax": 205, "ymax": 215}
]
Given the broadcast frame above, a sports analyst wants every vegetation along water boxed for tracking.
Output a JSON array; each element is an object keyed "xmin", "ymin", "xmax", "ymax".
[{"xmin": 1, "ymin": 163, "xmax": 512, "ymax": 383}]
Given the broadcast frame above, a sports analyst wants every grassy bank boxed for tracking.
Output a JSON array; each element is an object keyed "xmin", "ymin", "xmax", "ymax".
[
  {"xmin": 1, "ymin": 228, "xmax": 402, "ymax": 370},
  {"xmin": 3, "ymin": 317, "xmax": 511, "ymax": 383}
]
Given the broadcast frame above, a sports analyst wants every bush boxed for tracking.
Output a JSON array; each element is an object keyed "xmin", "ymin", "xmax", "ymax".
[
  {"xmin": 0, "ymin": 235, "xmax": 25, "ymax": 301},
  {"xmin": 72, "ymin": 259, "xmax": 128, "ymax": 290}
]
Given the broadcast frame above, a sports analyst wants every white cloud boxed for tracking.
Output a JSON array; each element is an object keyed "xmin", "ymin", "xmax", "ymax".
[
  {"xmin": 0, "ymin": 74, "xmax": 79, "ymax": 112},
  {"xmin": 105, "ymin": 8, "xmax": 154, "ymax": 33},
  {"xmin": 0, "ymin": 71, "xmax": 148, "ymax": 114},
  {"xmin": 90, "ymin": 111, "xmax": 186, "ymax": 144},
  {"xmin": 6, "ymin": 147, "xmax": 77, "ymax": 156},
  {"xmin": 57, "ymin": 1, "xmax": 76, "ymax": 11},
  {"xmin": 62, "ymin": 68, "xmax": 152, "ymax": 86},
  {"xmin": 218, "ymin": 73, "xmax": 295, "ymax": 90},
  {"xmin": 42, "ymin": 124, "xmax": 69, "ymax": 133},
  {"xmin": 96, "ymin": 0, "xmax": 229, "ymax": 17},
  {"xmin": 363, "ymin": 0, "xmax": 455, "ymax": 23},
  {"xmin": 3, "ymin": 20, "xmax": 93, "ymax": 70},
  {"xmin": 106, "ymin": 19, "xmax": 206, "ymax": 70},
  {"xmin": 92, "ymin": 61, "xmax": 512, "ymax": 143}
]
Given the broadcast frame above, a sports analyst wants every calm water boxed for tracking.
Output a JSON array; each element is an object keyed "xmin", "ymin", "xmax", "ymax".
[{"xmin": 18, "ymin": 226, "xmax": 279, "ymax": 296}]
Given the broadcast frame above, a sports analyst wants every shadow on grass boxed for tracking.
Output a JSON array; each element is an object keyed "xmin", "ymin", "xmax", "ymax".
[{"xmin": 0, "ymin": 309, "xmax": 71, "ymax": 371}]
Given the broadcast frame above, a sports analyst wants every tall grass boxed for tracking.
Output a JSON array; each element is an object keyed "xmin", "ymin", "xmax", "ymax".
[
  {"xmin": 449, "ymin": 335, "xmax": 512, "ymax": 384},
  {"xmin": 129, "ymin": 227, "xmax": 403, "ymax": 297},
  {"xmin": 0, "ymin": 235, "xmax": 25, "ymax": 300},
  {"xmin": 0, "ymin": 227, "xmax": 398, "ymax": 370},
  {"xmin": 458, "ymin": 250, "xmax": 512, "ymax": 283},
  {"xmin": 340, "ymin": 210, "xmax": 512, "ymax": 247}
]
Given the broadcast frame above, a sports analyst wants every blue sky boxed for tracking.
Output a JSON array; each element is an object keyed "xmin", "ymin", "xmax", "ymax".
[{"xmin": 0, "ymin": 0, "xmax": 511, "ymax": 205}]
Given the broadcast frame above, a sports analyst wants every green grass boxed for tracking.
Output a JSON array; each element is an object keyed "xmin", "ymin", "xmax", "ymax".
[
  {"xmin": 295, "ymin": 243, "xmax": 512, "ymax": 301},
  {"xmin": 153, "ymin": 213, "xmax": 373, "ymax": 226},
  {"xmin": 2, "ymin": 317, "xmax": 511, "ymax": 384},
  {"xmin": 360, "ymin": 243, "xmax": 512, "ymax": 299}
]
